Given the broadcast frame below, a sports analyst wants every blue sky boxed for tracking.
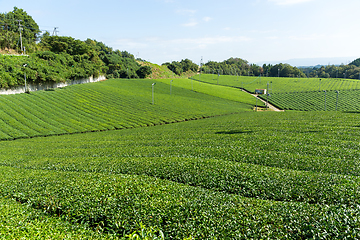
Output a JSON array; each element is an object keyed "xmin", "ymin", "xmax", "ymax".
[{"xmin": 2, "ymin": 0, "xmax": 359, "ymax": 65}]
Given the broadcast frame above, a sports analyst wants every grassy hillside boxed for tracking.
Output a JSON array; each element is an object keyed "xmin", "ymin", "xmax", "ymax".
[
  {"xmin": 1, "ymin": 111, "xmax": 360, "ymax": 238},
  {"xmin": 137, "ymin": 61, "xmax": 196, "ymax": 79},
  {"xmin": 0, "ymin": 78, "xmax": 257, "ymax": 141},
  {"xmin": 156, "ymin": 78, "xmax": 257, "ymax": 106}
]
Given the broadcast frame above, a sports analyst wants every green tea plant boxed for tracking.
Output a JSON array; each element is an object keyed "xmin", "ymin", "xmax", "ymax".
[
  {"xmin": 1, "ymin": 111, "xmax": 360, "ymax": 238},
  {"xmin": 192, "ymin": 74, "xmax": 360, "ymax": 111},
  {"xmin": 192, "ymin": 74, "xmax": 360, "ymax": 93},
  {"xmin": 0, "ymin": 197, "xmax": 114, "ymax": 239},
  {"xmin": 260, "ymin": 89, "xmax": 360, "ymax": 111},
  {"xmin": 0, "ymin": 78, "xmax": 254, "ymax": 140}
]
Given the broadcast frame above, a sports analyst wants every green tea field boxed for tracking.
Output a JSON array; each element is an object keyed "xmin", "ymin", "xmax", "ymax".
[
  {"xmin": 192, "ymin": 74, "xmax": 360, "ymax": 93},
  {"xmin": 192, "ymin": 74, "xmax": 360, "ymax": 112},
  {"xmin": 0, "ymin": 78, "xmax": 258, "ymax": 141},
  {"xmin": 1, "ymin": 110, "xmax": 360, "ymax": 238},
  {"xmin": 1, "ymin": 78, "xmax": 360, "ymax": 239}
]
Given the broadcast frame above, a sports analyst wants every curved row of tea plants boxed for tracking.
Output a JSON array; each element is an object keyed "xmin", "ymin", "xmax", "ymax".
[
  {"xmin": 0, "ymin": 78, "xmax": 255, "ymax": 141},
  {"xmin": 3, "ymin": 111, "xmax": 360, "ymax": 205},
  {"xmin": 260, "ymin": 89, "xmax": 360, "ymax": 112},
  {"xmin": 1, "ymin": 111, "xmax": 360, "ymax": 238},
  {"xmin": 0, "ymin": 165, "xmax": 359, "ymax": 239},
  {"xmin": 0, "ymin": 197, "xmax": 113, "ymax": 239},
  {"xmin": 192, "ymin": 74, "xmax": 360, "ymax": 94}
]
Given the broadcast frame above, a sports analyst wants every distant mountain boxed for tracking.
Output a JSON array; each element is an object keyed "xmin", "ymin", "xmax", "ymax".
[{"xmin": 257, "ymin": 57, "xmax": 358, "ymax": 67}]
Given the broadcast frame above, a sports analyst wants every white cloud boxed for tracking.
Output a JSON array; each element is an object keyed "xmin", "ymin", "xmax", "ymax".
[
  {"xmin": 269, "ymin": 0, "xmax": 314, "ymax": 5},
  {"xmin": 182, "ymin": 19, "xmax": 198, "ymax": 27},
  {"xmin": 203, "ymin": 17, "xmax": 212, "ymax": 22}
]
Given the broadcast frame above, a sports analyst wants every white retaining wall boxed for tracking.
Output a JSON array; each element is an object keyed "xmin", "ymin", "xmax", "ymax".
[{"xmin": 0, "ymin": 75, "xmax": 106, "ymax": 95}]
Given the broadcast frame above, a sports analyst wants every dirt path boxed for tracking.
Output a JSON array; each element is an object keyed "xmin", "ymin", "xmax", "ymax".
[{"xmin": 241, "ymin": 89, "xmax": 284, "ymax": 112}]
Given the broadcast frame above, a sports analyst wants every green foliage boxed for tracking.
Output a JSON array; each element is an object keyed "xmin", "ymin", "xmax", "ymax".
[
  {"xmin": 126, "ymin": 223, "xmax": 164, "ymax": 240},
  {"xmin": 0, "ymin": 7, "xmax": 40, "ymax": 52},
  {"xmin": 40, "ymin": 35, "xmax": 92, "ymax": 56},
  {"xmin": 193, "ymin": 74, "xmax": 360, "ymax": 93},
  {"xmin": 192, "ymin": 74, "xmax": 360, "ymax": 111},
  {"xmin": 0, "ymin": 197, "xmax": 114, "ymax": 239},
  {"xmin": 0, "ymin": 7, "xmax": 147, "ymax": 87},
  {"xmin": 349, "ymin": 58, "xmax": 360, "ymax": 67},
  {"xmin": 157, "ymin": 78, "xmax": 261, "ymax": 107},
  {"xmin": 162, "ymin": 59, "xmax": 198, "ymax": 76},
  {"xmin": 136, "ymin": 65, "xmax": 152, "ymax": 78},
  {"xmin": 261, "ymin": 89, "xmax": 360, "ymax": 111},
  {"xmin": 300, "ymin": 64, "xmax": 360, "ymax": 79},
  {"xmin": 1, "ymin": 112, "xmax": 360, "ymax": 238},
  {"xmin": 203, "ymin": 58, "xmax": 306, "ymax": 78},
  {"xmin": 0, "ymin": 78, "xmax": 252, "ymax": 140},
  {"xmin": 0, "ymin": 51, "xmax": 105, "ymax": 88}
]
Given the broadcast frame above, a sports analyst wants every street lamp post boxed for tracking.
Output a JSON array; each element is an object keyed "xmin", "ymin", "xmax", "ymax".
[
  {"xmin": 319, "ymin": 79, "xmax": 321, "ymax": 91},
  {"xmin": 23, "ymin": 64, "xmax": 28, "ymax": 93},
  {"xmin": 324, "ymin": 90, "xmax": 327, "ymax": 111},
  {"xmin": 170, "ymin": 80, "xmax": 173, "ymax": 95},
  {"xmin": 255, "ymin": 96, "xmax": 258, "ymax": 112},
  {"xmin": 152, "ymin": 83, "xmax": 156, "ymax": 105},
  {"xmin": 266, "ymin": 82, "xmax": 269, "ymax": 110}
]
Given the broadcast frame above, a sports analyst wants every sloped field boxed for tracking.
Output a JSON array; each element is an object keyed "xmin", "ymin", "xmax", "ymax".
[
  {"xmin": 1, "ymin": 111, "xmax": 360, "ymax": 238},
  {"xmin": 0, "ymin": 78, "xmax": 255, "ymax": 140}
]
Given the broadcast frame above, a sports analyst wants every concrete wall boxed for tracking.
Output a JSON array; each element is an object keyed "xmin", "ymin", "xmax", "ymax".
[{"xmin": 0, "ymin": 75, "xmax": 106, "ymax": 95}]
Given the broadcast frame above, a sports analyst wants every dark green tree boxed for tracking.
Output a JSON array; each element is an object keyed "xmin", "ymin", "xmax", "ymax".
[
  {"xmin": 349, "ymin": 58, "xmax": 360, "ymax": 67},
  {"xmin": 136, "ymin": 66, "xmax": 152, "ymax": 78}
]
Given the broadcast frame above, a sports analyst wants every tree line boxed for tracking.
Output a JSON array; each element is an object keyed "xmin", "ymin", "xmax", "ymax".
[
  {"xmin": 201, "ymin": 57, "xmax": 306, "ymax": 78},
  {"xmin": 299, "ymin": 59, "xmax": 360, "ymax": 79},
  {"xmin": 162, "ymin": 59, "xmax": 198, "ymax": 76},
  {"xmin": 197, "ymin": 57, "xmax": 360, "ymax": 80}
]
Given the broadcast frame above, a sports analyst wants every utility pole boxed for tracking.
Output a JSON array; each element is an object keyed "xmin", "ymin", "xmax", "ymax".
[
  {"xmin": 266, "ymin": 82, "xmax": 269, "ymax": 110},
  {"xmin": 170, "ymin": 80, "xmax": 173, "ymax": 95},
  {"xmin": 52, "ymin": 27, "xmax": 59, "ymax": 36},
  {"xmin": 16, "ymin": 20, "xmax": 23, "ymax": 53},
  {"xmin": 199, "ymin": 56, "xmax": 203, "ymax": 82},
  {"xmin": 23, "ymin": 64, "xmax": 27, "ymax": 93}
]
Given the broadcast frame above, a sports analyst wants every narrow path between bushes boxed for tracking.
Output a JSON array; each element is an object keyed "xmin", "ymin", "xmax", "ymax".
[{"xmin": 241, "ymin": 88, "xmax": 284, "ymax": 112}]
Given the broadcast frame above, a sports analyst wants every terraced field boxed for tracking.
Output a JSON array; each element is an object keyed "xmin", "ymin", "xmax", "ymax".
[
  {"xmin": 259, "ymin": 89, "xmax": 360, "ymax": 111},
  {"xmin": 0, "ymin": 78, "xmax": 258, "ymax": 141},
  {"xmin": 2, "ymin": 78, "xmax": 360, "ymax": 238},
  {"xmin": 192, "ymin": 74, "xmax": 360, "ymax": 93},
  {"xmin": 1, "ymin": 109, "xmax": 360, "ymax": 238},
  {"xmin": 193, "ymin": 74, "xmax": 360, "ymax": 111}
]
